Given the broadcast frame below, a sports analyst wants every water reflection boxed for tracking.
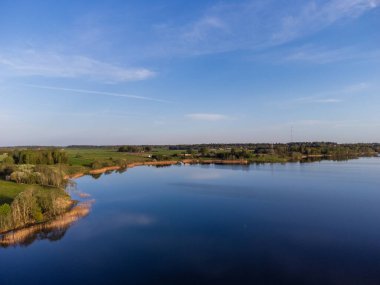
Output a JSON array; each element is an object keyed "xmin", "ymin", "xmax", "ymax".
[
  {"xmin": 90, "ymin": 173, "xmax": 103, "ymax": 179},
  {"xmin": 116, "ymin": 167, "xmax": 128, "ymax": 174},
  {"xmin": 213, "ymin": 164, "xmax": 251, "ymax": 171},
  {"xmin": 2, "ymin": 159, "xmax": 380, "ymax": 285},
  {"xmin": 170, "ymin": 182, "xmax": 258, "ymax": 199},
  {"xmin": 0, "ymin": 201, "xmax": 93, "ymax": 248},
  {"xmin": 1, "ymin": 223, "xmax": 70, "ymax": 248},
  {"xmin": 153, "ymin": 164, "xmax": 173, "ymax": 168}
]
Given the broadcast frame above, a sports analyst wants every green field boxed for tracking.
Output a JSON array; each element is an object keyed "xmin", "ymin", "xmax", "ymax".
[
  {"xmin": 150, "ymin": 147, "xmax": 185, "ymax": 155},
  {"xmin": 65, "ymin": 148, "xmax": 150, "ymax": 166},
  {"xmin": 0, "ymin": 180, "xmax": 54, "ymax": 205}
]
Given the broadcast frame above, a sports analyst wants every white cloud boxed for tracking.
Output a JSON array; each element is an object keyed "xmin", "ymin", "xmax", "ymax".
[
  {"xmin": 153, "ymin": 0, "xmax": 380, "ymax": 56},
  {"xmin": 295, "ymin": 82, "xmax": 371, "ymax": 104},
  {"xmin": 0, "ymin": 49, "xmax": 155, "ymax": 82},
  {"xmin": 273, "ymin": 0, "xmax": 380, "ymax": 43},
  {"xmin": 314, "ymin": 98, "xmax": 342, "ymax": 103},
  {"xmin": 281, "ymin": 45, "xmax": 380, "ymax": 64},
  {"xmin": 185, "ymin": 113, "xmax": 229, "ymax": 121},
  {"xmin": 291, "ymin": 119, "xmax": 327, "ymax": 126},
  {"xmin": 24, "ymin": 84, "xmax": 169, "ymax": 103},
  {"xmin": 342, "ymin": 82, "xmax": 370, "ymax": 93},
  {"xmin": 181, "ymin": 16, "xmax": 226, "ymax": 43}
]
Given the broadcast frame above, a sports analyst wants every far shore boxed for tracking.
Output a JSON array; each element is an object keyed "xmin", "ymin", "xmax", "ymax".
[
  {"xmin": 64, "ymin": 159, "xmax": 250, "ymax": 180},
  {"xmin": 64, "ymin": 155, "xmax": 376, "ymax": 181}
]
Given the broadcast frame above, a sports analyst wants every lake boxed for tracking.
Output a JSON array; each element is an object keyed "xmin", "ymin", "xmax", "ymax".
[{"xmin": 1, "ymin": 158, "xmax": 380, "ymax": 285}]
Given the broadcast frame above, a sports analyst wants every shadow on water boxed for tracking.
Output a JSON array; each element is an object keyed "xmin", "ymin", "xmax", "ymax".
[
  {"xmin": 116, "ymin": 167, "xmax": 128, "ymax": 174},
  {"xmin": 91, "ymin": 173, "xmax": 103, "ymax": 179},
  {"xmin": 153, "ymin": 164, "xmax": 173, "ymax": 168},
  {"xmin": 90, "ymin": 167, "xmax": 128, "ymax": 180}
]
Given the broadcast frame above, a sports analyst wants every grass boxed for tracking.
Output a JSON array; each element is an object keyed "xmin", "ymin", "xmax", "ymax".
[
  {"xmin": 150, "ymin": 148, "xmax": 185, "ymax": 156},
  {"xmin": 66, "ymin": 147, "xmax": 289, "ymax": 165},
  {"xmin": 250, "ymin": 154, "xmax": 289, "ymax": 163},
  {"xmin": 0, "ymin": 180, "xmax": 55, "ymax": 205},
  {"xmin": 0, "ymin": 180, "xmax": 26, "ymax": 204},
  {"xmin": 65, "ymin": 148, "xmax": 150, "ymax": 166}
]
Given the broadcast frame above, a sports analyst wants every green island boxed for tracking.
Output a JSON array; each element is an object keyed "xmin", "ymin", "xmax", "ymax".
[{"xmin": 1, "ymin": 142, "xmax": 379, "ymax": 234}]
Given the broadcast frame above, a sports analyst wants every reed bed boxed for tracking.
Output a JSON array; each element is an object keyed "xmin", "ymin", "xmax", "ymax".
[{"xmin": 0, "ymin": 201, "xmax": 93, "ymax": 247}]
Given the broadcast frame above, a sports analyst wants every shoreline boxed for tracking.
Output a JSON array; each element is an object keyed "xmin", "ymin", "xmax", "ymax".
[
  {"xmin": 65, "ymin": 155, "xmax": 374, "ymax": 180},
  {"xmin": 64, "ymin": 159, "xmax": 250, "ymax": 180},
  {"xmin": 0, "ymin": 201, "xmax": 92, "ymax": 246},
  {"xmin": 3, "ymin": 155, "xmax": 378, "ymax": 242}
]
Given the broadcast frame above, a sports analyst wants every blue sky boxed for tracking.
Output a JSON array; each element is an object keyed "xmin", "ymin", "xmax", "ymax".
[{"xmin": 0, "ymin": 0, "xmax": 379, "ymax": 145}]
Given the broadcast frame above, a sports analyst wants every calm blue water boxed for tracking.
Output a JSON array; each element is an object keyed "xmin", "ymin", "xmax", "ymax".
[{"xmin": 1, "ymin": 158, "xmax": 380, "ymax": 285}]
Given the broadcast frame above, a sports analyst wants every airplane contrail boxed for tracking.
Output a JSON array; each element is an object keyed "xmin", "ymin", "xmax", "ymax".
[{"xmin": 23, "ymin": 84, "xmax": 170, "ymax": 103}]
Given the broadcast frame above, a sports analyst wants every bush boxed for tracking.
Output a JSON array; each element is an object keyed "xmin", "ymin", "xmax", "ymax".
[
  {"xmin": 90, "ymin": 161, "xmax": 103, "ymax": 169},
  {"xmin": 0, "ymin": 187, "xmax": 71, "ymax": 232},
  {"xmin": 0, "ymin": 203, "xmax": 11, "ymax": 229},
  {"xmin": 3, "ymin": 156, "xmax": 14, "ymax": 164},
  {"xmin": 152, "ymin": 154, "xmax": 165, "ymax": 161},
  {"xmin": 12, "ymin": 149, "xmax": 68, "ymax": 165},
  {"xmin": 32, "ymin": 206, "xmax": 44, "ymax": 222},
  {"xmin": 118, "ymin": 146, "xmax": 143, "ymax": 153},
  {"xmin": 8, "ymin": 165, "xmax": 66, "ymax": 188}
]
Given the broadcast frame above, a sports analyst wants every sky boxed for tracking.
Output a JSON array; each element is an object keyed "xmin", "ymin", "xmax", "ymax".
[{"xmin": 0, "ymin": 0, "xmax": 380, "ymax": 145}]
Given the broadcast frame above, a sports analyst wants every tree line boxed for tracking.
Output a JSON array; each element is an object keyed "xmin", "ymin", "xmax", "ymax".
[
  {"xmin": 5, "ymin": 149, "xmax": 69, "ymax": 165},
  {"xmin": 118, "ymin": 145, "xmax": 152, "ymax": 153},
  {"xmin": 0, "ymin": 164, "xmax": 66, "ymax": 188},
  {"xmin": 172, "ymin": 143, "xmax": 380, "ymax": 158}
]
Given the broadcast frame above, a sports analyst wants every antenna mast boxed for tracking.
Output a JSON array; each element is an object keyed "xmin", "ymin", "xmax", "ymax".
[{"xmin": 290, "ymin": 126, "xmax": 293, "ymax": 143}]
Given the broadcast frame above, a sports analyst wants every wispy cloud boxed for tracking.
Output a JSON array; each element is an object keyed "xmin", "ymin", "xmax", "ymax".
[
  {"xmin": 286, "ymin": 119, "xmax": 380, "ymax": 128},
  {"xmin": 290, "ymin": 119, "xmax": 328, "ymax": 126},
  {"xmin": 185, "ymin": 113, "xmax": 230, "ymax": 121},
  {"xmin": 153, "ymin": 0, "xmax": 379, "ymax": 56},
  {"xmin": 0, "ymin": 49, "xmax": 155, "ymax": 82},
  {"xmin": 281, "ymin": 45, "xmax": 380, "ymax": 64},
  {"xmin": 313, "ymin": 98, "xmax": 342, "ymax": 103},
  {"xmin": 273, "ymin": 0, "xmax": 380, "ymax": 43},
  {"xmin": 295, "ymin": 82, "xmax": 371, "ymax": 104},
  {"xmin": 25, "ymin": 84, "xmax": 169, "ymax": 103},
  {"xmin": 181, "ymin": 16, "xmax": 226, "ymax": 43}
]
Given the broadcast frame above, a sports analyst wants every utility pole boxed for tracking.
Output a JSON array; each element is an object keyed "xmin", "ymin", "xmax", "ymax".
[{"xmin": 290, "ymin": 126, "xmax": 293, "ymax": 143}]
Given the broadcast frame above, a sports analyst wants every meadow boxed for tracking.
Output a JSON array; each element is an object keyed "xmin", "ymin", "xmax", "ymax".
[
  {"xmin": 65, "ymin": 147, "xmax": 152, "ymax": 166},
  {"xmin": 0, "ymin": 180, "xmax": 30, "ymax": 205}
]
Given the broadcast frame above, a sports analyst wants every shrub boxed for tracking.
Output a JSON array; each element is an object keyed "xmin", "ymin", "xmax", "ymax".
[{"xmin": 0, "ymin": 187, "xmax": 71, "ymax": 232}]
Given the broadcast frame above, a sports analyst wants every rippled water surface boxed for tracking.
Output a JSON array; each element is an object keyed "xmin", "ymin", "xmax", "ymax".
[{"xmin": 1, "ymin": 158, "xmax": 380, "ymax": 285}]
